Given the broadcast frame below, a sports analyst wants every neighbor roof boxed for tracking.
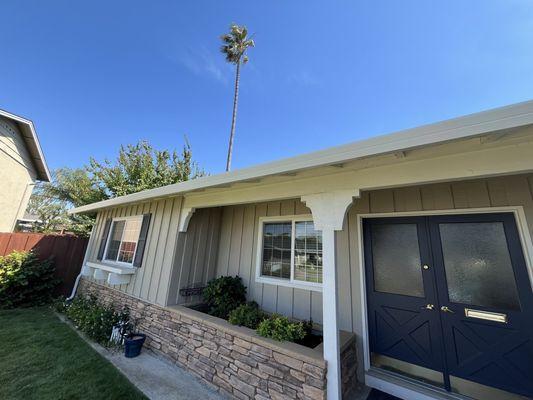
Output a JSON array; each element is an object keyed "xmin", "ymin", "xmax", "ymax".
[
  {"xmin": 0, "ymin": 109, "xmax": 51, "ymax": 181},
  {"xmin": 71, "ymin": 99, "xmax": 533, "ymax": 214}
]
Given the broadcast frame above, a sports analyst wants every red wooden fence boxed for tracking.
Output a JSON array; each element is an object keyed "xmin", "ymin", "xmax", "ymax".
[{"xmin": 0, "ymin": 233, "xmax": 89, "ymax": 296}]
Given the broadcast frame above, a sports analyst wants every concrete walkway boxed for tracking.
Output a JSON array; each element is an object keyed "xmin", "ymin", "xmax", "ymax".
[
  {"xmin": 58, "ymin": 313, "xmax": 375, "ymax": 400},
  {"xmin": 96, "ymin": 348, "xmax": 225, "ymax": 400},
  {"xmin": 57, "ymin": 314, "xmax": 224, "ymax": 400}
]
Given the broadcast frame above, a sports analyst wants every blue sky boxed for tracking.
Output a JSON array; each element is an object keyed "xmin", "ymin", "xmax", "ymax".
[{"xmin": 1, "ymin": 1, "xmax": 532, "ymax": 174}]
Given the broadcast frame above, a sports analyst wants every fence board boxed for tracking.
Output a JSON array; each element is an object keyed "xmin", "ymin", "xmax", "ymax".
[{"xmin": 0, "ymin": 233, "xmax": 88, "ymax": 296}]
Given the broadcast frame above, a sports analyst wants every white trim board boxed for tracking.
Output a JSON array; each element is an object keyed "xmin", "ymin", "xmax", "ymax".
[
  {"xmin": 70, "ymin": 100, "xmax": 533, "ymax": 214},
  {"xmin": 355, "ymin": 206, "xmax": 533, "ymax": 399}
]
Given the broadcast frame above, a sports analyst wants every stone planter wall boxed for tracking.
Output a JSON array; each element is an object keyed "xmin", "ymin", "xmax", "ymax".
[{"xmin": 78, "ymin": 279, "xmax": 357, "ymax": 399}]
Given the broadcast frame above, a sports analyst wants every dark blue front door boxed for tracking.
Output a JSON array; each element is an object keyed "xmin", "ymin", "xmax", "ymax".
[{"xmin": 364, "ymin": 213, "xmax": 533, "ymax": 398}]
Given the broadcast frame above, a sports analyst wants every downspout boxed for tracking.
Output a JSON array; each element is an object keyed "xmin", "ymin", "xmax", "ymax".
[{"xmin": 67, "ymin": 221, "xmax": 96, "ymax": 300}]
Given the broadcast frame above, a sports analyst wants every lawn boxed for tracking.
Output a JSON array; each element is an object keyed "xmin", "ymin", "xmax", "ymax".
[{"xmin": 0, "ymin": 307, "xmax": 147, "ymax": 400}]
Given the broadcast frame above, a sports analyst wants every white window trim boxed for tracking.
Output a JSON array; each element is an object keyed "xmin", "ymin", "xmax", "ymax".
[
  {"xmin": 102, "ymin": 215, "xmax": 144, "ymax": 268},
  {"xmin": 255, "ymin": 214, "xmax": 323, "ymax": 292}
]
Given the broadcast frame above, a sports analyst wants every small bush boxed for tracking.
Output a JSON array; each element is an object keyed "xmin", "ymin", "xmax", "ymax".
[
  {"xmin": 203, "ymin": 276, "xmax": 246, "ymax": 319},
  {"xmin": 0, "ymin": 250, "xmax": 59, "ymax": 309},
  {"xmin": 256, "ymin": 314, "xmax": 307, "ymax": 342},
  {"xmin": 60, "ymin": 294, "xmax": 130, "ymax": 345},
  {"xmin": 228, "ymin": 301, "xmax": 265, "ymax": 329}
]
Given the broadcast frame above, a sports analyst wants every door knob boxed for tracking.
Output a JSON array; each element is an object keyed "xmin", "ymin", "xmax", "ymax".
[
  {"xmin": 421, "ymin": 304, "xmax": 435, "ymax": 310},
  {"xmin": 441, "ymin": 306, "xmax": 455, "ymax": 313}
]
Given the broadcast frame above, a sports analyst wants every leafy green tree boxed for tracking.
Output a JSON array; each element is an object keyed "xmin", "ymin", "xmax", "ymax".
[
  {"xmin": 220, "ymin": 24, "xmax": 255, "ymax": 171},
  {"xmin": 88, "ymin": 140, "xmax": 202, "ymax": 197},
  {"xmin": 26, "ymin": 140, "xmax": 203, "ymax": 236}
]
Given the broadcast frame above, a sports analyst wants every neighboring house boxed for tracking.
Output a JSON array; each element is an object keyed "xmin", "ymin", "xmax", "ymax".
[
  {"xmin": 71, "ymin": 101, "xmax": 533, "ymax": 400},
  {"xmin": 0, "ymin": 110, "xmax": 50, "ymax": 232}
]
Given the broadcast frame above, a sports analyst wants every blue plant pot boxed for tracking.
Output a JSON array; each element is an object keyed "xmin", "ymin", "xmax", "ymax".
[{"xmin": 124, "ymin": 333, "xmax": 146, "ymax": 358}]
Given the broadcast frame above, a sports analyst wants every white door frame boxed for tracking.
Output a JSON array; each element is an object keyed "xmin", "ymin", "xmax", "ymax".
[{"xmin": 355, "ymin": 205, "xmax": 533, "ymax": 399}]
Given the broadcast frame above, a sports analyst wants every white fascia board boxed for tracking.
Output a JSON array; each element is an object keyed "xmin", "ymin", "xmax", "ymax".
[
  {"xmin": 0, "ymin": 109, "xmax": 51, "ymax": 182},
  {"xmin": 70, "ymin": 100, "xmax": 533, "ymax": 214}
]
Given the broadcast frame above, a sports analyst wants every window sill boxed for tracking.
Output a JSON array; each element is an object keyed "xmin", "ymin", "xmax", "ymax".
[
  {"xmin": 256, "ymin": 276, "xmax": 323, "ymax": 292},
  {"xmin": 82, "ymin": 261, "xmax": 136, "ymax": 286},
  {"xmin": 86, "ymin": 261, "xmax": 136, "ymax": 274}
]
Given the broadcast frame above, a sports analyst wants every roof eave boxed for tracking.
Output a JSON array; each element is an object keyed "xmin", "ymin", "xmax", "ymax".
[
  {"xmin": 70, "ymin": 99, "xmax": 533, "ymax": 215},
  {"xmin": 0, "ymin": 109, "xmax": 51, "ymax": 182}
]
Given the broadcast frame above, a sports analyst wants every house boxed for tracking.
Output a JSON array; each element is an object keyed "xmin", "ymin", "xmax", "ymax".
[
  {"xmin": 70, "ymin": 100, "xmax": 533, "ymax": 400},
  {"xmin": 0, "ymin": 110, "xmax": 50, "ymax": 232}
]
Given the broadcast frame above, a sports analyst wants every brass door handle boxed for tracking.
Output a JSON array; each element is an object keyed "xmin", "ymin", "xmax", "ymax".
[
  {"xmin": 421, "ymin": 304, "xmax": 435, "ymax": 310},
  {"xmin": 441, "ymin": 306, "xmax": 455, "ymax": 313}
]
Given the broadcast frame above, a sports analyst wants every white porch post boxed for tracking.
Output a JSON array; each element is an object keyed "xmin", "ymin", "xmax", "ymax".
[{"xmin": 302, "ymin": 190, "xmax": 358, "ymax": 400}]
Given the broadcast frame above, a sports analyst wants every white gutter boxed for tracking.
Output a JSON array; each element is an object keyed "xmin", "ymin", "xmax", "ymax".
[{"xmin": 70, "ymin": 99, "xmax": 533, "ymax": 214}]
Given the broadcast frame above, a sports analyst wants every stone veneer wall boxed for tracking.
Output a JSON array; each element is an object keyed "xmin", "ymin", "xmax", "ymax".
[{"xmin": 78, "ymin": 279, "xmax": 357, "ymax": 400}]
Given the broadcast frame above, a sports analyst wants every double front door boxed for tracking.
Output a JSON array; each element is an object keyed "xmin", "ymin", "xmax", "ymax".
[{"xmin": 364, "ymin": 213, "xmax": 533, "ymax": 399}]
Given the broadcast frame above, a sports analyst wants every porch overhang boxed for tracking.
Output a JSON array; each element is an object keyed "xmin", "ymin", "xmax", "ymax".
[{"xmin": 70, "ymin": 100, "xmax": 533, "ymax": 216}]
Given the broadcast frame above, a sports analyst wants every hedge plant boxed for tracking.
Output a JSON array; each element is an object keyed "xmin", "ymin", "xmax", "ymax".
[
  {"xmin": 228, "ymin": 301, "xmax": 266, "ymax": 329},
  {"xmin": 256, "ymin": 314, "xmax": 307, "ymax": 342},
  {"xmin": 0, "ymin": 250, "xmax": 59, "ymax": 309},
  {"xmin": 59, "ymin": 294, "xmax": 130, "ymax": 345},
  {"xmin": 203, "ymin": 276, "xmax": 246, "ymax": 319}
]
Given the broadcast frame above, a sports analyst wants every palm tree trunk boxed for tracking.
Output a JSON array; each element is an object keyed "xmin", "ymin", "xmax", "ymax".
[{"xmin": 226, "ymin": 61, "xmax": 241, "ymax": 172}]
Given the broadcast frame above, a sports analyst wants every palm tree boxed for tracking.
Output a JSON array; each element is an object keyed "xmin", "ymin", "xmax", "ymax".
[{"xmin": 220, "ymin": 24, "xmax": 254, "ymax": 171}]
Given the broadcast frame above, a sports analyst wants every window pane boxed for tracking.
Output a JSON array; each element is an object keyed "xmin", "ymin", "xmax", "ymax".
[
  {"xmin": 105, "ymin": 220, "xmax": 125, "ymax": 261},
  {"xmin": 118, "ymin": 218, "xmax": 142, "ymax": 264},
  {"xmin": 371, "ymin": 223, "xmax": 424, "ymax": 297},
  {"xmin": 439, "ymin": 222, "xmax": 521, "ymax": 310},
  {"xmin": 261, "ymin": 222, "xmax": 291, "ymax": 279},
  {"xmin": 294, "ymin": 221, "xmax": 323, "ymax": 283}
]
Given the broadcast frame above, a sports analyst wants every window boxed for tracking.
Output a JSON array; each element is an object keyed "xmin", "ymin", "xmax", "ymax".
[
  {"xmin": 257, "ymin": 216, "xmax": 323, "ymax": 289},
  {"xmin": 104, "ymin": 216, "xmax": 143, "ymax": 265}
]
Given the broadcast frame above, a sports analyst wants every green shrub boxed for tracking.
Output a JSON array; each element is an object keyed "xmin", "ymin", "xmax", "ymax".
[
  {"xmin": 256, "ymin": 314, "xmax": 307, "ymax": 342},
  {"xmin": 0, "ymin": 250, "xmax": 59, "ymax": 309},
  {"xmin": 203, "ymin": 276, "xmax": 246, "ymax": 319},
  {"xmin": 228, "ymin": 301, "xmax": 266, "ymax": 329},
  {"xmin": 60, "ymin": 294, "xmax": 130, "ymax": 345}
]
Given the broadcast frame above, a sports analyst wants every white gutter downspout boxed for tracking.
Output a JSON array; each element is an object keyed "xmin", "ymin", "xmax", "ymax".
[{"xmin": 67, "ymin": 222, "xmax": 97, "ymax": 300}]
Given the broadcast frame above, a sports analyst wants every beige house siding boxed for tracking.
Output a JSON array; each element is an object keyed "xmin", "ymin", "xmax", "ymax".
[
  {"xmin": 214, "ymin": 199, "xmax": 325, "ymax": 324},
  {"xmin": 85, "ymin": 200, "xmax": 223, "ymax": 307},
  {"xmin": 86, "ymin": 197, "xmax": 184, "ymax": 305},
  {"xmin": 344, "ymin": 173, "xmax": 533, "ymax": 380},
  {"xmin": 213, "ymin": 173, "xmax": 533, "ymax": 333},
  {"xmin": 0, "ymin": 116, "xmax": 37, "ymax": 231},
  {"xmin": 83, "ymin": 173, "xmax": 533, "ymax": 334},
  {"xmin": 166, "ymin": 207, "xmax": 222, "ymax": 306}
]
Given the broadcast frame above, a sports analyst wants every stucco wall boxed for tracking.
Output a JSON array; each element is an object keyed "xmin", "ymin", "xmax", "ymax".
[{"xmin": 0, "ymin": 116, "xmax": 37, "ymax": 231}]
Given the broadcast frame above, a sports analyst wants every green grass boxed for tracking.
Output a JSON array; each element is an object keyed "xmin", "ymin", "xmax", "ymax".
[{"xmin": 0, "ymin": 307, "xmax": 147, "ymax": 400}]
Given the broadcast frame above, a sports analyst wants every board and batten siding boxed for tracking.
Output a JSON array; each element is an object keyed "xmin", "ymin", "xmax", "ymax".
[
  {"xmin": 166, "ymin": 207, "xmax": 222, "ymax": 305},
  {"xmin": 345, "ymin": 173, "xmax": 533, "ymax": 379},
  {"xmin": 86, "ymin": 197, "xmax": 183, "ymax": 306},
  {"xmin": 83, "ymin": 173, "xmax": 533, "ymax": 336},
  {"xmin": 213, "ymin": 173, "xmax": 533, "ymax": 334},
  {"xmin": 214, "ymin": 199, "xmax": 325, "ymax": 325},
  {"xmin": 85, "ymin": 200, "xmax": 222, "ymax": 307}
]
